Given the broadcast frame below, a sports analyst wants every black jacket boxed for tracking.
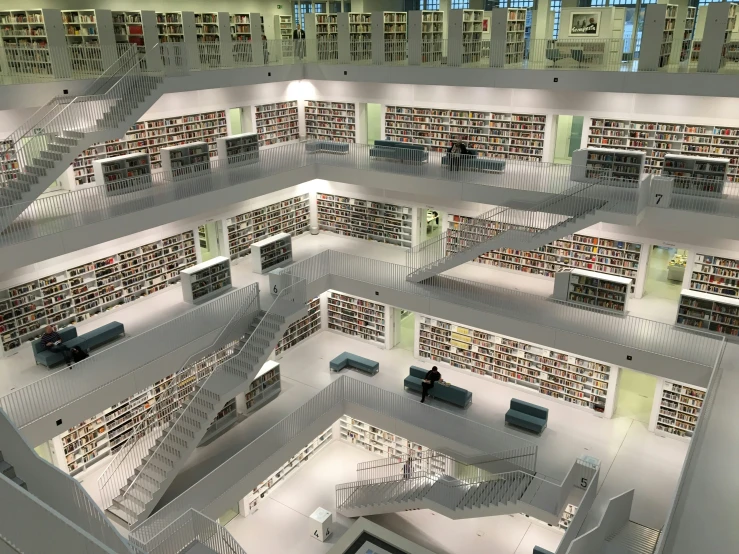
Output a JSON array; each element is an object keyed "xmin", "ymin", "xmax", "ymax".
[
  {"xmin": 425, "ymin": 369, "xmax": 441, "ymax": 386},
  {"xmin": 293, "ymin": 29, "xmax": 305, "ymax": 39}
]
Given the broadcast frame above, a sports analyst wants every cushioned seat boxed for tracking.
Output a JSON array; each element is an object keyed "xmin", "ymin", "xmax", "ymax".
[
  {"xmin": 505, "ymin": 398, "xmax": 549, "ymax": 435},
  {"xmin": 404, "ymin": 365, "xmax": 472, "ymax": 408},
  {"xmin": 441, "ymin": 149, "xmax": 506, "ymax": 173},
  {"xmin": 305, "ymin": 141, "xmax": 349, "ymax": 154},
  {"xmin": 80, "ymin": 321, "xmax": 125, "ymax": 350},
  {"xmin": 369, "ymin": 140, "xmax": 429, "ymax": 163},
  {"xmin": 329, "ymin": 352, "xmax": 379, "ymax": 375},
  {"xmin": 31, "ymin": 327, "xmax": 78, "ymax": 367},
  {"xmin": 31, "ymin": 321, "xmax": 126, "ymax": 368}
]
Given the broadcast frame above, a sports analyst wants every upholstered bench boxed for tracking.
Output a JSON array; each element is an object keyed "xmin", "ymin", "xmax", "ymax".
[
  {"xmin": 329, "ymin": 352, "xmax": 379, "ymax": 375},
  {"xmin": 369, "ymin": 140, "xmax": 428, "ymax": 164},
  {"xmin": 306, "ymin": 141, "xmax": 349, "ymax": 154},
  {"xmin": 441, "ymin": 150, "xmax": 506, "ymax": 173},
  {"xmin": 32, "ymin": 321, "xmax": 125, "ymax": 368},
  {"xmin": 505, "ymin": 398, "xmax": 549, "ymax": 435},
  {"xmin": 404, "ymin": 365, "xmax": 472, "ymax": 408}
]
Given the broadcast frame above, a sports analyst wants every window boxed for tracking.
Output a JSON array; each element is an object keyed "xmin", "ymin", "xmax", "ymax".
[
  {"xmin": 451, "ymin": 0, "xmax": 471, "ymax": 9},
  {"xmin": 551, "ymin": 0, "xmax": 562, "ymax": 39},
  {"xmin": 422, "ymin": 0, "xmax": 441, "ymax": 10},
  {"xmin": 294, "ymin": 1, "xmax": 312, "ymax": 28}
]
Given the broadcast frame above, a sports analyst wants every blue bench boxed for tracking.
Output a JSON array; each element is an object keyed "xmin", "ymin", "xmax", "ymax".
[
  {"xmin": 32, "ymin": 321, "xmax": 125, "ymax": 368},
  {"xmin": 306, "ymin": 141, "xmax": 350, "ymax": 154},
  {"xmin": 505, "ymin": 398, "xmax": 549, "ymax": 435},
  {"xmin": 369, "ymin": 140, "xmax": 429, "ymax": 164},
  {"xmin": 404, "ymin": 365, "xmax": 472, "ymax": 408},
  {"xmin": 441, "ymin": 149, "xmax": 506, "ymax": 173},
  {"xmin": 330, "ymin": 352, "xmax": 379, "ymax": 375}
]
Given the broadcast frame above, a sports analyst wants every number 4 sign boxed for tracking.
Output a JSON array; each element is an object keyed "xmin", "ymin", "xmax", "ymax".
[{"xmin": 309, "ymin": 507, "xmax": 333, "ymax": 542}]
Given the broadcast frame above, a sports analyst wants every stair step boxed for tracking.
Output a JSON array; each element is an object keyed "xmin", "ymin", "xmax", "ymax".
[
  {"xmin": 112, "ymin": 495, "xmax": 144, "ymax": 518},
  {"xmin": 26, "ymin": 165, "xmax": 46, "ymax": 176},
  {"xmin": 31, "ymin": 158, "xmax": 54, "ymax": 169},
  {"xmin": 62, "ymin": 130, "xmax": 84, "ymax": 139},
  {"xmin": 11, "ymin": 475, "xmax": 26, "ymax": 490},
  {"xmin": 118, "ymin": 483, "xmax": 152, "ymax": 508},
  {"xmin": 126, "ymin": 473, "xmax": 160, "ymax": 495},
  {"xmin": 0, "ymin": 460, "xmax": 14, "ymax": 478},
  {"xmin": 106, "ymin": 505, "xmax": 136, "ymax": 527},
  {"xmin": 39, "ymin": 150, "xmax": 63, "ymax": 161}
]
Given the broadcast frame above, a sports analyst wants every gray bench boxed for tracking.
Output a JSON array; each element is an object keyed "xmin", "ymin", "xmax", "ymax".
[
  {"xmin": 330, "ymin": 352, "xmax": 379, "ymax": 375},
  {"xmin": 442, "ymin": 149, "xmax": 506, "ymax": 173},
  {"xmin": 505, "ymin": 398, "xmax": 548, "ymax": 435},
  {"xmin": 404, "ymin": 365, "xmax": 472, "ymax": 408},
  {"xmin": 369, "ymin": 140, "xmax": 429, "ymax": 164},
  {"xmin": 533, "ymin": 547, "xmax": 554, "ymax": 554},
  {"xmin": 32, "ymin": 321, "xmax": 125, "ymax": 368},
  {"xmin": 306, "ymin": 141, "xmax": 350, "ymax": 154}
]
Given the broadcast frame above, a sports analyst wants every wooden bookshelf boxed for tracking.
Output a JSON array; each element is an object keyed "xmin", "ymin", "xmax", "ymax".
[
  {"xmin": 226, "ymin": 194, "xmax": 309, "ymax": 261},
  {"xmin": 305, "ymin": 101, "xmax": 357, "ymax": 143},
  {"xmin": 216, "ymin": 132, "xmax": 259, "ymax": 166},
  {"xmin": 251, "ymin": 232, "xmax": 293, "ymax": 274},
  {"xmin": 690, "ymin": 253, "xmax": 739, "ymax": 300},
  {"xmin": 418, "ymin": 315, "xmax": 616, "ymax": 416},
  {"xmin": 317, "ymin": 193, "xmax": 412, "ymax": 248},
  {"xmin": 0, "ymin": 231, "xmax": 195, "ymax": 354},
  {"xmin": 92, "ymin": 152, "xmax": 152, "ymax": 196},
  {"xmin": 254, "ymin": 100, "xmax": 299, "ymax": 147},
  {"xmin": 327, "ymin": 292, "xmax": 386, "ymax": 346},
  {"xmin": 655, "ymin": 379, "xmax": 705, "ymax": 440},
  {"xmin": 275, "ymin": 297, "xmax": 320, "ymax": 356}
]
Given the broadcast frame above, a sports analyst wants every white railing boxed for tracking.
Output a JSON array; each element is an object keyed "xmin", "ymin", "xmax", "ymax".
[{"xmin": 0, "ymin": 282, "xmax": 260, "ymax": 430}]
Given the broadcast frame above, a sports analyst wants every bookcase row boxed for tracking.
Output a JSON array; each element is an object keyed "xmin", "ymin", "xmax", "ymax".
[
  {"xmin": 651, "ymin": 378, "xmax": 706, "ymax": 441},
  {"xmin": 305, "ymin": 100, "xmax": 357, "ymax": 143},
  {"xmin": 327, "ymin": 291, "xmax": 387, "ymax": 347},
  {"xmin": 274, "ymin": 297, "xmax": 320, "ymax": 356}
]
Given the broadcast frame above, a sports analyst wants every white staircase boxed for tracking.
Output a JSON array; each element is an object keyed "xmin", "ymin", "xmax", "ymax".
[
  {"xmin": 103, "ymin": 279, "xmax": 308, "ymax": 529},
  {"xmin": 604, "ymin": 521, "xmax": 661, "ymax": 554},
  {"xmin": 0, "ymin": 45, "xmax": 169, "ymax": 232},
  {"xmin": 0, "ymin": 450, "xmax": 26, "ymax": 491},
  {"xmin": 406, "ymin": 186, "xmax": 608, "ymax": 283}
]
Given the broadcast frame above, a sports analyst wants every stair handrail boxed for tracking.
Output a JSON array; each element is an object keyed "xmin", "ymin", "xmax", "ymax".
[
  {"xmin": 97, "ymin": 285, "xmax": 262, "ymax": 509},
  {"xmin": 117, "ymin": 275, "xmax": 307, "ymax": 514}
]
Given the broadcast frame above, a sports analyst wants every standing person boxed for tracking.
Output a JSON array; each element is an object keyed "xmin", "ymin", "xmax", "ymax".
[
  {"xmin": 448, "ymin": 141, "xmax": 462, "ymax": 171},
  {"xmin": 402, "ymin": 457, "xmax": 412, "ymax": 479},
  {"xmin": 40, "ymin": 325, "xmax": 72, "ymax": 367},
  {"xmin": 293, "ymin": 24, "xmax": 306, "ymax": 59},
  {"xmin": 421, "ymin": 366, "xmax": 441, "ymax": 403}
]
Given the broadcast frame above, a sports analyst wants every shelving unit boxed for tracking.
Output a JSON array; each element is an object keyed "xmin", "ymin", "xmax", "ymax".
[
  {"xmin": 654, "ymin": 379, "xmax": 705, "ymax": 440},
  {"xmin": 384, "ymin": 105, "xmax": 546, "ymax": 161},
  {"xmin": 490, "ymin": 8, "xmax": 526, "ymax": 67},
  {"xmin": 181, "ymin": 256, "xmax": 232, "ymax": 304},
  {"xmin": 690, "ymin": 253, "xmax": 739, "ymax": 299},
  {"xmin": 305, "ymin": 101, "xmax": 357, "ymax": 143},
  {"xmin": 0, "ymin": 139, "xmax": 17, "ymax": 182},
  {"xmin": 216, "ymin": 132, "xmax": 259, "ymax": 166},
  {"xmin": 337, "ymin": 12, "xmax": 371, "ymax": 63},
  {"xmin": 253, "ymin": 100, "xmax": 299, "ymax": 147},
  {"xmin": 245, "ymin": 360, "xmax": 282, "ymax": 414},
  {"xmin": 92, "ymin": 152, "xmax": 151, "ymax": 196},
  {"xmin": 446, "ymin": 213, "xmax": 642, "ymax": 283},
  {"xmin": 195, "ymin": 12, "xmax": 231, "ymax": 66},
  {"xmin": 554, "ymin": 269, "xmax": 631, "ymax": 314},
  {"xmin": 448, "ymin": 9, "xmax": 483, "ymax": 66},
  {"xmin": 372, "ymin": 11, "xmax": 406, "ymax": 63},
  {"xmin": 663, "ymin": 154, "xmax": 729, "ymax": 195},
  {"xmin": 305, "ymin": 13, "xmax": 338, "ymax": 61},
  {"xmin": 407, "ymin": 10, "xmax": 443, "ymax": 65},
  {"xmin": 680, "ymin": 7, "xmax": 696, "ymax": 62},
  {"xmin": 0, "ymin": 231, "xmax": 195, "ymax": 354},
  {"xmin": 676, "ymin": 289, "xmax": 739, "ymax": 338},
  {"xmin": 417, "ymin": 315, "xmax": 616, "ymax": 416},
  {"xmin": 0, "ymin": 9, "xmax": 66, "ymax": 78},
  {"xmin": 559, "ymin": 504, "xmax": 578, "ymax": 530},
  {"xmin": 112, "ymin": 11, "xmax": 158, "ymax": 70},
  {"xmin": 275, "ymin": 15, "xmax": 293, "ymax": 56},
  {"xmin": 639, "ymin": 4, "xmax": 677, "ymax": 71},
  {"xmin": 61, "ymin": 9, "xmax": 115, "ymax": 73},
  {"xmin": 251, "ymin": 232, "xmax": 293, "ymax": 274},
  {"xmin": 199, "ymin": 397, "xmax": 237, "ymax": 447},
  {"xmin": 697, "ymin": 2, "xmax": 737, "ymax": 73},
  {"xmin": 161, "ymin": 141, "xmax": 211, "ymax": 180},
  {"xmin": 275, "ymin": 297, "xmax": 320, "ymax": 356},
  {"xmin": 226, "ymin": 194, "xmax": 310, "ymax": 261},
  {"xmin": 317, "ymin": 193, "xmax": 412, "ymax": 248},
  {"xmin": 327, "ymin": 292, "xmax": 386, "ymax": 346},
  {"xmin": 571, "ymin": 147, "xmax": 646, "ymax": 184}
]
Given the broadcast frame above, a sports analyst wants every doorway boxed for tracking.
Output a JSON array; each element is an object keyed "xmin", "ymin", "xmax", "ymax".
[
  {"xmin": 366, "ymin": 103, "xmax": 382, "ymax": 144},
  {"xmin": 399, "ymin": 310, "xmax": 414, "ymax": 352},
  {"xmin": 198, "ymin": 221, "xmax": 225, "ymax": 262},
  {"xmin": 424, "ymin": 209, "xmax": 443, "ymax": 241},
  {"xmin": 614, "ymin": 368, "xmax": 657, "ymax": 425},
  {"xmin": 229, "ymin": 107, "xmax": 243, "ymax": 135},
  {"xmin": 553, "ymin": 115, "xmax": 584, "ymax": 165},
  {"xmin": 644, "ymin": 245, "xmax": 686, "ymax": 302}
]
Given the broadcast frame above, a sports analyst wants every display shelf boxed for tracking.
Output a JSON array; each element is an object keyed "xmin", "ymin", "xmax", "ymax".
[
  {"xmin": 571, "ymin": 147, "xmax": 646, "ymax": 184},
  {"xmin": 92, "ymin": 152, "xmax": 151, "ymax": 196},
  {"xmin": 384, "ymin": 105, "xmax": 546, "ymax": 161},
  {"xmin": 305, "ymin": 100, "xmax": 357, "ymax": 143},
  {"xmin": 244, "ymin": 426, "xmax": 332, "ymax": 514},
  {"xmin": 181, "ymin": 256, "xmax": 232, "ymax": 304},
  {"xmin": 446, "ymin": 213, "xmax": 642, "ymax": 283},
  {"xmin": 317, "ymin": 193, "xmax": 412, "ymax": 248},
  {"xmin": 254, "ymin": 100, "xmax": 299, "ymax": 147},
  {"xmin": 0, "ymin": 230, "xmax": 195, "ymax": 353},
  {"xmin": 559, "ymin": 504, "xmax": 578, "ymax": 530},
  {"xmin": 663, "ymin": 154, "xmax": 729, "ymax": 195},
  {"xmin": 275, "ymin": 297, "xmax": 320, "ymax": 356},
  {"xmin": 216, "ymin": 132, "xmax": 259, "ymax": 166},
  {"xmin": 161, "ymin": 141, "xmax": 211, "ymax": 180},
  {"xmin": 275, "ymin": 14, "xmax": 293, "ymax": 56},
  {"xmin": 251, "ymin": 232, "xmax": 293, "ymax": 274},
  {"xmin": 554, "ymin": 269, "xmax": 631, "ymax": 314},
  {"xmin": 226, "ymin": 194, "xmax": 309, "ymax": 261},
  {"xmin": 680, "ymin": 7, "xmax": 696, "ymax": 62},
  {"xmin": 305, "ymin": 13, "xmax": 338, "ymax": 61},
  {"xmin": 418, "ymin": 315, "xmax": 616, "ymax": 416},
  {"xmin": 327, "ymin": 292, "xmax": 386, "ymax": 346},
  {"xmin": 639, "ymin": 4, "xmax": 677, "ymax": 71},
  {"xmin": 676, "ymin": 288, "xmax": 739, "ymax": 338},
  {"xmin": 655, "ymin": 379, "xmax": 705, "ymax": 440},
  {"xmin": 587, "ymin": 116, "xmax": 739, "ymax": 181},
  {"xmin": 689, "ymin": 253, "xmax": 739, "ymax": 300}
]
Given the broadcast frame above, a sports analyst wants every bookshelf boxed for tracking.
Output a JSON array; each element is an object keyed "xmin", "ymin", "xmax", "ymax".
[
  {"xmin": 490, "ymin": 8, "xmax": 526, "ymax": 67},
  {"xmin": 161, "ymin": 141, "xmax": 211, "ymax": 180},
  {"xmin": 0, "ymin": 9, "xmax": 66, "ymax": 78},
  {"xmin": 448, "ymin": 9, "xmax": 483, "ymax": 66},
  {"xmin": 676, "ymin": 289, "xmax": 739, "ymax": 338},
  {"xmin": 92, "ymin": 152, "xmax": 151, "ymax": 196},
  {"xmin": 0, "ymin": 139, "xmax": 17, "ymax": 182},
  {"xmin": 571, "ymin": 147, "xmax": 646, "ymax": 184},
  {"xmin": 384, "ymin": 105, "xmax": 546, "ymax": 161},
  {"xmin": 327, "ymin": 292, "xmax": 386, "ymax": 346},
  {"xmin": 275, "ymin": 14, "xmax": 293, "ymax": 56},
  {"xmin": 216, "ymin": 132, "xmax": 259, "ymax": 166},
  {"xmin": 61, "ymin": 9, "xmax": 115, "ymax": 73},
  {"xmin": 663, "ymin": 154, "xmax": 729, "ymax": 195},
  {"xmin": 243, "ymin": 426, "xmax": 332, "ymax": 514},
  {"xmin": 199, "ymin": 397, "xmax": 237, "ymax": 446},
  {"xmin": 639, "ymin": 4, "xmax": 677, "ymax": 71},
  {"xmin": 408, "ymin": 10, "xmax": 443, "ymax": 65},
  {"xmin": 698, "ymin": 2, "xmax": 737, "ymax": 73},
  {"xmin": 372, "ymin": 11, "xmax": 406, "ymax": 63},
  {"xmin": 112, "ymin": 11, "xmax": 158, "ymax": 70},
  {"xmin": 275, "ymin": 297, "xmax": 320, "ymax": 356},
  {"xmin": 244, "ymin": 360, "xmax": 281, "ymax": 414},
  {"xmin": 305, "ymin": 101, "xmax": 357, "ymax": 143},
  {"xmin": 226, "ymin": 194, "xmax": 310, "ymax": 261},
  {"xmin": 587, "ymin": 117, "xmax": 739, "ymax": 181},
  {"xmin": 254, "ymin": 100, "xmax": 299, "ymax": 147},
  {"xmin": 251, "ymin": 232, "xmax": 293, "ymax": 274},
  {"xmin": 305, "ymin": 13, "xmax": 338, "ymax": 61},
  {"xmin": 0, "ymin": 231, "xmax": 195, "ymax": 354},
  {"xmin": 181, "ymin": 256, "xmax": 232, "ymax": 304},
  {"xmin": 446, "ymin": 213, "xmax": 643, "ymax": 283},
  {"xmin": 417, "ymin": 315, "xmax": 616, "ymax": 416},
  {"xmin": 559, "ymin": 504, "xmax": 578, "ymax": 530},
  {"xmin": 679, "ymin": 7, "xmax": 696, "ymax": 63},
  {"xmin": 338, "ymin": 12, "xmax": 371, "ymax": 63},
  {"xmin": 194, "ymin": 12, "xmax": 229, "ymax": 65},
  {"xmin": 553, "ymin": 269, "xmax": 631, "ymax": 314},
  {"xmin": 317, "ymin": 193, "xmax": 413, "ymax": 248},
  {"xmin": 689, "ymin": 253, "xmax": 739, "ymax": 300},
  {"xmin": 653, "ymin": 379, "xmax": 705, "ymax": 440}
]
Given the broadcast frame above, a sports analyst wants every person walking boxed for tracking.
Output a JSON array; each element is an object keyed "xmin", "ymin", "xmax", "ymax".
[
  {"xmin": 293, "ymin": 24, "xmax": 306, "ymax": 59},
  {"xmin": 40, "ymin": 325, "xmax": 72, "ymax": 367},
  {"xmin": 421, "ymin": 366, "xmax": 441, "ymax": 403}
]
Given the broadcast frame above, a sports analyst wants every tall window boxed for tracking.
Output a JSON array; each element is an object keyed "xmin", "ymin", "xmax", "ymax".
[
  {"xmin": 451, "ymin": 0, "xmax": 471, "ymax": 9},
  {"xmin": 294, "ymin": 2, "xmax": 312, "ymax": 28},
  {"xmin": 551, "ymin": 0, "xmax": 562, "ymax": 38},
  {"xmin": 422, "ymin": 0, "xmax": 441, "ymax": 10}
]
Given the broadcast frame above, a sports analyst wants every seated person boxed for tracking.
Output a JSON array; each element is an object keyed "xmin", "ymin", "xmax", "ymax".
[
  {"xmin": 421, "ymin": 366, "xmax": 442, "ymax": 403},
  {"xmin": 40, "ymin": 325, "xmax": 72, "ymax": 367}
]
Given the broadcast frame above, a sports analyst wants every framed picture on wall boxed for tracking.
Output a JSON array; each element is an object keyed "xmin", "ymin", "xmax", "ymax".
[{"xmin": 570, "ymin": 12, "xmax": 600, "ymax": 37}]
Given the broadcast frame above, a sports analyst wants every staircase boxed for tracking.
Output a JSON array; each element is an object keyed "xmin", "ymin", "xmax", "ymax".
[
  {"xmin": 406, "ymin": 184, "xmax": 608, "ymax": 283},
  {"xmin": 0, "ymin": 451, "xmax": 26, "ymax": 491},
  {"xmin": 0, "ymin": 44, "xmax": 168, "ymax": 232},
  {"xmin": 103, "ymin": 278, "xmax": 308, "ymax": 529},
  {"xmin": 604, "ymin": 521, "xmax": 661, "ymax": 554}
]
